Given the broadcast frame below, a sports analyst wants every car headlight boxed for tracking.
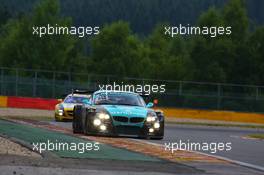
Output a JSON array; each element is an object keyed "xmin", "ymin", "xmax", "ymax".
[
  {"xmin": 100, "ymin": 125, "xmax": 107, "ymax": 131},
  {"xmin": 58, "ymin": 109, "xmax": 63, "ymax": 116},
  {"xmin": 97, "ymin": 113, "xmax": 110, "ymax": 120},
  {"xmin": 146, "ymin": 113, "xmax": 157, "ymax": 122},
  {"xmin": 57, "ymin": 106, "xmax": 64, "ymax": 116},
  {"xmin": 154, "ymin": 122, "xmax": 160, "ymax": 129},
  {"xmin": 149, "ymin": 128, "xmax": 154, "ymax": 133},
  {"xmin": 93, "ymin": 119, "xmax": 101, "ymax": 126}
]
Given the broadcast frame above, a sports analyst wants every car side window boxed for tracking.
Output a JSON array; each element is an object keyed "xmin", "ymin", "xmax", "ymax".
[{"xmin": 82, "ymin": 98, "xmax": 91, "ymax": 105}]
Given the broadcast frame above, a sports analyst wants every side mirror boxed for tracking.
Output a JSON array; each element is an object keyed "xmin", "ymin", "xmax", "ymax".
[{"xmin": 146, "ymin": 102, "xmax": 154, "ymax": 108}]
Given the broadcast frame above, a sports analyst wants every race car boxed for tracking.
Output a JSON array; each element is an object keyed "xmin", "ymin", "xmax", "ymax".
[
  {"xmin": 55, "ymin": 91, "xmax": 91, "ymax": 121},
  {"xmin": 72, "ymin": 90, "xmax": 164, "ymax": 139}
]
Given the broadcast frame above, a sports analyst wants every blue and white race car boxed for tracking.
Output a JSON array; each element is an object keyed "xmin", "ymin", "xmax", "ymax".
[{"xmin": 72, "ymin": 90, "xmax": 164, "ymax": 139}]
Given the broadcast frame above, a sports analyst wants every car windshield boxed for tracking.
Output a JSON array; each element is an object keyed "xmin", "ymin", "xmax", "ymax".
[
  {"xmin": 93, "ymin": 92, "xmax": 145, "ymax": 107},
  {"xmin": 64, "ymin": 96, "xmax": 90, "ymax": 104}
]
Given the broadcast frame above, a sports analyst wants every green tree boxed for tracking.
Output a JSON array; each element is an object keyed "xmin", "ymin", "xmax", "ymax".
[
  {"xmin": 0, "ymin": 5, "xmax": 11, "ymax": 30},
  {"xmin": 0, "ymin": 0, "xmax": 83, "ymax": 72},
  {"xmin": 166, "ymin": 36, "xmax": 194, "ymax": 81},
  {"xmin": 90, "ymin": 21, "xmax": 150, "ymax": 77},
  {"xmin": 190, "ymin": 36, "xmax": 227, "ymax": 82},
  {"xmin": 190, "ymin": 1, "xmax": 250, "ymax": 83},
  {"xmin": 145, "ymin": 24, "xmax": 171, "ymax": 79},
  {"xmin": 191, "ymin": 8, "xmax": 228, "ymax": 82},
  {"xmin": 222, "ymin": 0, "xmax": 251, "ymax": 84},
  {"xmin": 248, "ymin": 27, "xmax": 264, "ymax": 85},
  {"xmin": 144, "ymin": 24, "xmax": 194, "ymax": 80},
  {"xmin": 223, "ymin": 0, "xmax": 249, "ymax": 42}
]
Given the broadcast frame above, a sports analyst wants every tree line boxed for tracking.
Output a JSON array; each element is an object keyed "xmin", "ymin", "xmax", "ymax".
[
  {"xmin": 0, "ymin": 0, "xmax": 264, "ymax": 86},
  {"xmin": 1, "ymin": 0, "xmax": 264, "ymax": 34}
]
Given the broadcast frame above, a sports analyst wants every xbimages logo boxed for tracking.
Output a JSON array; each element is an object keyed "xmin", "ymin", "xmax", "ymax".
[{"xmin": 98, "ymin": 82, "xmax": 166, "ymax": 95}]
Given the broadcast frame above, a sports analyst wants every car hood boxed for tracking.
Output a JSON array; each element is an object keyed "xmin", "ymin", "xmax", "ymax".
[
  {"xmin": 61, "ymin": 103, "xmax": 77, "ymax": 110},
  {"xmin": 102, "ymin": 105, "xmax": 148, "ymax": 118}
]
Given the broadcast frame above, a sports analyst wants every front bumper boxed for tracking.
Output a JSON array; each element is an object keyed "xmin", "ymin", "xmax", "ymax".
[
  {"xmin": 85, "ymin": 115, "xmax": 163, "ymax": 138},
  {"xmin": 55, "ymin": 109, "xmax": 74, "ymax": 120}
]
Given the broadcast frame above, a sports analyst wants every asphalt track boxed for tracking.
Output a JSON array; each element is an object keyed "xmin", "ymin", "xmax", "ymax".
[
  {"xmin": 1, "ymin": 119, "xmax": 264, "ymax": 174},
  {"xmin": 150, "ymin": 124, "xmax": 264, "ymax": 168},
  {"xmin": 51, "ymin": 122, "xmax": 264, "ymax": 169}
]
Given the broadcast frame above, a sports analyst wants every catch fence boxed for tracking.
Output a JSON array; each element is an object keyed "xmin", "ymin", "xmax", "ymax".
[{"xmin": 1, "ymin": 67, "xmax": 264, "ymax": 113}]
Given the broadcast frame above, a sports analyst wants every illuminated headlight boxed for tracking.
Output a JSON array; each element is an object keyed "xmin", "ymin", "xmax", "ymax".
[
  {"xmin": 100, "ymin": 125, "xmax": 107, "ymax": 131},
  {"xmin": 146, "ymin": 116, "xmax": 157, "ymax": 122},
  {"xmin": 58, "ymin": 109, "xmax": 63, "ymax": 116},
  {"xmin": 149, "ymin": 128, "xmax": 154, "ymax": 133},
  {"xmin": 98, "ymin": 113, "xmax": 110, "ymax": 120},
  {"xmin": 154, "ymin": 122, "xmax": 160, "ymax": 129},
  {"xmin": 93, "ymin": 119, "xmax": 101, "ymax": 126}
]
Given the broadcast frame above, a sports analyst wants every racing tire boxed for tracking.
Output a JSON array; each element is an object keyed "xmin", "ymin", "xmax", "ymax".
[
  {"xmin": 151, "ymin": 136, "xmax": 163, "ymax": 140},
  {"xmin": 83, "ymin": 115, "xmax": 90, "ymax": 135},
  {"xmin": 72, "ymin": 105, "xmax": 84, "ymax": 133}
]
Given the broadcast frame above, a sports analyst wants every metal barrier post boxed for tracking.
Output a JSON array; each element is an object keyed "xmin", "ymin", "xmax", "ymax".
[
  {"xmin": 217, "ymin": 84, "xmax": 221, "ymax": 109},
  {"xmin": 179, "ymin": 81, "xmax": 182, "ymax": 95},
  {"xmin": 52, "ymin": 72, "xmax": 55, "ymax": 98},
  {"xmin": 0, "ymin": 69, "xmax": 3, "ymax": 95},
  {"xmin": 256, "ymin": 87, "xmax": 259, "ymax": 100},
  {"xmin": 15, "ymin": 69, "xmax": 18, "ymax": 96},
  {"xmin": 33, "ymin": 71, "xmax": 37, "ymax": 97},
  {"xmin": 69, "ymin": 72, "xmax": 72, "ymax": 91}
]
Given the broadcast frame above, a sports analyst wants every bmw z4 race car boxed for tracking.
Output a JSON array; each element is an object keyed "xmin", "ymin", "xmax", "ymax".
[
  {"xmin": 55, "ymin": 91, "xmax": 91, "ymax": 121},
  {"xmin": 72, "ymin": 90, "xmax": 164, "ymax": 139}
]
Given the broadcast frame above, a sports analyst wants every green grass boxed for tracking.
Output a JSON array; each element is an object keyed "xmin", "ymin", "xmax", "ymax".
[
  {"xmin": 248, "ymin": 134, "xmax": 264, "ymax": 139},
  {"xmin": 0, "ymin": 119, "xmax": 160, "ymax": 161},
  {"xmin": 0, "ymin": 115, "xmax": 53, "ymax": 121}
]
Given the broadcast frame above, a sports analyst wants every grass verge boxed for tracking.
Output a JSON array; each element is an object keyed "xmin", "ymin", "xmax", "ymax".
[
  {"xmin": 247, "ymin": 134, "xmax": 264, "ymax": 139},
  {"xmin": 0, "ymin": 115, "xmax": 53, "ymax": 121},
  {"xmin": 168, "ymin": 121, "xmax": 264, "ymax": 129}
]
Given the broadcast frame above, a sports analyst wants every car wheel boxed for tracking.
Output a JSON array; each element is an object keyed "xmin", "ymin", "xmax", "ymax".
[
  {"xmin": 72, "ymin": 105, "xmax": 83, "ymax": 133},
  {"xmin": 151, "ymin": 136, "xmax": 163, "ymax": 140},
  {"xmin": 83, "ymin": 115, "xmax": 90, "ymax": 135}
]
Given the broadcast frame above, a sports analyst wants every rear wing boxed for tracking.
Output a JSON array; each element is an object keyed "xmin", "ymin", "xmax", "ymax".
[{"xmin": 60, "ymin": 89, "xmax": 93, "ymax": 99}]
